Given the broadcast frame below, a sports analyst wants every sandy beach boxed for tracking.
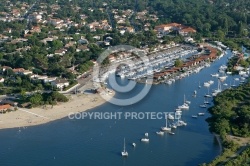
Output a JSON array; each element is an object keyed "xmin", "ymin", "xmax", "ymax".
[{"xmin": 0, "ymin": 93, "xmax": 110, "ymax": 130}]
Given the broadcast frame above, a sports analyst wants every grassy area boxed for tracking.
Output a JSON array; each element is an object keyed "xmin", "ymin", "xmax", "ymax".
[{"xmin": 63, "ymin": 81, "xmax": 78, "ymax": 91}]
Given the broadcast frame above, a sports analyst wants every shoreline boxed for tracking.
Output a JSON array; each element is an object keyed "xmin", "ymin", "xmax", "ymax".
[
  {"xmin": 0, "ymin": 93, "xmax": 110, "ymax": 130},
  {"xmin": 213, "ymin": 132, "xmax": 223, "ymax": 155}
]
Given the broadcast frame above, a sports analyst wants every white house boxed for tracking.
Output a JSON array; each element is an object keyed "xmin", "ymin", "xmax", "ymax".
[{"xmin": 51, "ymin": 79, "xmax": 70, "ymax": 89}]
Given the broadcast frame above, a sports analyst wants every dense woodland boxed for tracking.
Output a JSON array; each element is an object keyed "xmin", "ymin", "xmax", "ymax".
[
  {"xmin": 205, "ymin": 81, "xmax": 250, "ymax": 165},
  {"xmin": 207, "ymin": 82, "xmax": 250, "ymax": 137}
]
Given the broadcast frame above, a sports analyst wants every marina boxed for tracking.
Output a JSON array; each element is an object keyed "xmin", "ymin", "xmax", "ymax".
[
  {"xmin": 96, "ymin": 44, "xmax": 223, "ymax": 86},
  {"xmin": 0, "ymin": 49, "xmax": 249, "ymax": 166}
]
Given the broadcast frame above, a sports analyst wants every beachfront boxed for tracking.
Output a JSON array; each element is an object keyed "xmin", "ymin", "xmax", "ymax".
[{"xmin": 0, "ymin": 93, "xmax": 107, "ymax": 130}]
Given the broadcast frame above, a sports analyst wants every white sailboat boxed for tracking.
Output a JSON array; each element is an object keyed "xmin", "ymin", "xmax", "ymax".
[
  {"xmin": 168, "ymin": 114, "xmax": 175, "ymax": 120},
  {"xmin": 211, "ymin": 73, "xmax": 219, "ymax": 77},
  {"xmin": 198, "ymin": 81, "xmax": 201, "ymax": 88},
  {"xmin": 121, "ymin": 138, "xmax": 128, "ymax": 157},
  {"xmin": 204, "ymin": 97, "xmax": 210, "ymax": 104},
  {"xmin": 198, "ymin": 112, "xmax": 205, "ymax": 116},
  {"xmin": 178, "ymin": 103, "xmax": 189, "ymax": 109},
  {"xmin": 231, "ymin": 79, "xmax": 237, "ymax": 87},
  {"xmin": 184, "ymin": 94, "xmax": 191, "ymax": 104},
  {"xmin": 208, "ymin": 80, "xmax": 214, "ymax": 85},
  {"xmin": 200, "ymin": 104, "xmax": 207, "ymax": 108},
  {"xmin": 212, "ymin": 80, "xmax": 222, "ymax": 96},
  {"xmin": 161, "ymin": 115, "xmax": 171, "ymax": 131},
  {"xmin": 170, "ymin": 123, "xmax": 177, "ymax": 129},
  {"xmin": 204, "ymin": 82, "xmax": 210, "ymax": 87},
  {"xmin": 219, "ymin": 75, "xmax": 227, "ymax": 82},
  {"xmin": 175, "ymin": 119, "xmax": 187, "ymax": 127},
  {"xmin": 141, "ymin": 138, "xmax": 149, "ymax": 142},
  {"xmin": 156, "ymin": 131, "xmax": 164, "ymax": 135},
  {"xmin": 194, "ymin": 90, "xmax": 197, "ymax": 95},
  {"xmin": 204, "ymin": 87, "xmax": 212, "ymax": 98},
  {"xmin": 175, "ymin": 108, "xmax": 182, "ymax": 111}
]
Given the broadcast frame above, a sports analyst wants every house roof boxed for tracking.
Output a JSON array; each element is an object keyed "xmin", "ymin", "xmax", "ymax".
[
  {"xmin": 0, "ymin": 104, "xmax": 11, "ymax": 110},
  {"xmin": 179, "ymin": 27, "xmax": 196, "ymax": 33},
  {"xmin": 13, "ymin": 68, "xmax": 25, "ymax": 72},
  {"xmin": 155, "ymin": 23, "xmax": 182, "ymax": 29},
  {"xmin": 53, "ymin": 79, "xmax": 69, "ymax": 84},
  {"xmin": 2, "ymin": 66, "xmax": 12, "ymax": 69}
]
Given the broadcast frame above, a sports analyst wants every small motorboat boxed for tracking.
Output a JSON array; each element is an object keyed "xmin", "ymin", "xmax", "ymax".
[
  {"xmin": 156, "ymin": 131, "xmax": 164, "ymax": 135},
  {"xmin": 141, "ymin": 138, "xmax": 149, "ymax": 142},
  {"xmin": 200, "ymin": 104, "xmax": 207, "ymax": 108}
]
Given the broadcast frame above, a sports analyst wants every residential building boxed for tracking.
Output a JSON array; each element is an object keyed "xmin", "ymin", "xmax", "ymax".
[{"xmin": 51, "ymin": 79, "xmax": 70, "ymax": 89}]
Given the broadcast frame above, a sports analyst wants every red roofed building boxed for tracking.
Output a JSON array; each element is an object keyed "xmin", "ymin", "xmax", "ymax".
[
  {"xmin": 154, "ymin": 23, "xmax": 182, "ymax": 34},
  {"xmin": 13, "ymin": 68, "xmax": 33, "ymax": 75},
  {"xmin": 30, "ymin": 26, "xmax": 41, "ymax": 33},
  {"xmin": 178, "ymin": 27, "xmax": 197, "ymax": 36},
  {"xmin": 0, "ymin": 104, "xmax": 11, "ymax": 112}
]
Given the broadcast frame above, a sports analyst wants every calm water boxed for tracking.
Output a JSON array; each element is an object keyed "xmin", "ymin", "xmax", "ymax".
[{"xmin": 0, "ymin": 50, "xmax": 241, "ymax": 166}]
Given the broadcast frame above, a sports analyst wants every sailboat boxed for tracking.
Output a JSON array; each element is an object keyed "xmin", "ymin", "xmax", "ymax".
[
  {"xmin": 161, "ymin": 115, "xmax": 171, "ymax": 131},
  {"xmin": 204, "ymin": 97, "xmax": 210, "ymax": 104},
  {"xmin": 198, "ymin": 112, "xmax": 205, "ymax": 116},
  {"xmin": 121, "ymin": 138, "xmax": 128, "ymax": 157},
  {"xmin": 184, "ymin": 94, "xmax": 191, "ymax": 104},
  {"xmin": 219, "ymin": 75, "xmax": 227, "ymax": 82},
  {"xmin": 178, "ymin": 95, "xmax": 190, "ymax": 109},
  {"xmin": 194, "ymin": 90, "xmax": 197, "ymax": 95},
  {"xmin": 168, "ymin": 114, "xmax": 175, "ymax": 120},
  {"xmin": 200, "ymin": 103, "xmax": 207, "ymax": 108},
  {"xmin": 141, "ymin": 138, "xmax": 149, "ymax": 142},
  {"xmin": 231, "ymin": 79, "xmax": 237, "ymax": 87},
  {"xmin": 198, "ymin": 81, "xmax": 201, "ymax": 88},
  {"xmin": 156, "ymin": 131, "xmax": 164, "ymax": 135},
  {"xmin": 212, "ymin": 80, "xmax": 222, "ymax": 96},
  {"xmin": 204, "ymin": 87, "xmax": 212, "ymax": 98}
]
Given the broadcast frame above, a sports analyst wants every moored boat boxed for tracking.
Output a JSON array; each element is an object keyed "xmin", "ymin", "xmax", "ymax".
[
  {"xmin": 141, "ymin": 138, "xmax": 149, "ymax": 142},
  {"xmin": 156, "ymin": 131, "xmax": 164, "ymax": 135},
  {"xmin": 121, "ymin": 138, "xmax": 128, "ymax": 157},
  {"xmin": 198, "ymin": 112, "xmax": 205, "ymax": 116}
]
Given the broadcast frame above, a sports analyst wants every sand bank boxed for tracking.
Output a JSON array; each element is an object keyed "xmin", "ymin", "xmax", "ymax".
[{"xmin": 0, "ymin": 94, "xmax": 109, "ymax": 130}]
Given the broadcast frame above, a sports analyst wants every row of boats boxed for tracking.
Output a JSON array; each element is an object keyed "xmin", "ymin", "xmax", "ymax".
[
  {"xmin": 116, "ymin": 48, "xmax": 197, "ymax": 81},
  {"xmin": 165, "ymin": 63, "xmax": 211, "ymax": 85},
  {"xmin": 122, "ymin": 94, "xmax": 192, "ymax": 156},
  {"xmin": 121, "ymin": 116, "xmax": 187, "ymax": 157}
]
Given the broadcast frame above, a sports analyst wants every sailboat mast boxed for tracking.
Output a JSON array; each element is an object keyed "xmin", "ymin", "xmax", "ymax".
[
  {"xmin": 123, "ymin": 138, "xmax": 126, "ymax": 152},
  {"xmin": 166, "ymin": 115, "xmax": 168, "ymax": 127}
]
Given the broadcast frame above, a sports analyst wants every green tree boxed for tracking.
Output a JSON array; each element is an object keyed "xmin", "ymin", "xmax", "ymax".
[{"xmin": 174, "ymin": 59, "xmax": 183, "ymax": 67}]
